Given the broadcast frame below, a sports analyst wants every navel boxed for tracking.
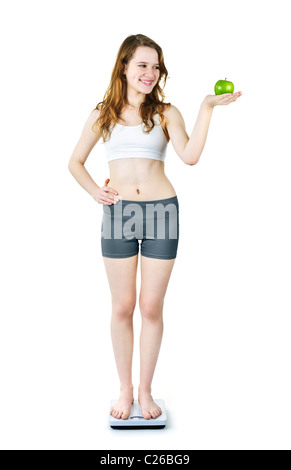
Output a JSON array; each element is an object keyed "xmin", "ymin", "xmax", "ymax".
[{"xmin": 136, "ymin": 188, "xmax": 140, "ymax": 194}]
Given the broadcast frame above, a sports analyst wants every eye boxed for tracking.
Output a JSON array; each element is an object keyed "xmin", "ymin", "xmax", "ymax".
[{"xmin": 138, "ymin": 65, "xmax": 160, "ymax": 69}]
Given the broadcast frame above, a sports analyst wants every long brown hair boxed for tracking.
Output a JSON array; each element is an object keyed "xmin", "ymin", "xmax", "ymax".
[{"xmin": 91, "ymin": 34, "xmax": 171, "ymax": 143}]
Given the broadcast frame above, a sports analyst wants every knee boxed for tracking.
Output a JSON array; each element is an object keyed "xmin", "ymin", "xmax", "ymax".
[
  {"xmin": 139, "ymin": 298, "xmax": 163, "ymax": 321},
  {"xmin": 112, "ymin": 298, "xmax": 136, "ymax": 320}
]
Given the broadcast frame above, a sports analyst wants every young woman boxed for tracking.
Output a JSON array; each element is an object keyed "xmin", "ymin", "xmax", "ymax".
[{"xmin": 68, "ymin": 34, "xmax": 242, "ymax": 421}]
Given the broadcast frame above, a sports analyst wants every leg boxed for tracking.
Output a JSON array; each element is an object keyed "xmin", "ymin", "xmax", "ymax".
[
  {"xmin": 138, "ymin": 255, "xmax": 176, "ymax": 419},
  {"xmin": 103, "ymin": 254, "xmax": 138, "ymax": 419}
]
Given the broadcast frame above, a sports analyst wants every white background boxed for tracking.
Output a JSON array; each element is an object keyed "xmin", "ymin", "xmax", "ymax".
[{"xmin": 1, "ymin": 0, "xmax": 290, "ymax": 450}]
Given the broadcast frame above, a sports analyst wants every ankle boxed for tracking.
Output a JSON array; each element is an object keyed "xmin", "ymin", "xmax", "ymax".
[
  {"xmin": 138, "ymin": 385, "xmax": 151, "ymax": 394},
  {"xmin": 120, "ymin": 384, "xmax": 134, "ymax": 392}
]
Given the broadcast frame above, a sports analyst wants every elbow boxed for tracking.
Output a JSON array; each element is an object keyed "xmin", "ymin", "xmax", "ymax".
[
  {"xmin": 187, "ymin": 157, "xmax": 200, "ymax": 166},
  {"xmin": 182, "ymin": 148, "xmax": 200, "ymax": 166},
  {"xmin": 68, "ymin": 157, "xmax": 73, "ymax": 170},
  {"xmin": 68, "ymin": 160, "xmax": 82, "ymax": 172}
]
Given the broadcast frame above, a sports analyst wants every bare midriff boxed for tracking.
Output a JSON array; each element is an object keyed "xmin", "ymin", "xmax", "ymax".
[{"xmin": 108, "ymin": 158, "xmax": 177, "ymax": 201}]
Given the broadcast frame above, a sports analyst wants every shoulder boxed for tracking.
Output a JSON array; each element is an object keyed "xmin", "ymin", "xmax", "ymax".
[
  {"xmin": 89, "ymin": 106, "xmax": 102, "ymax": 133},
  {"xmin": 68, "ymin": 106, "xmax": 102, "ymax": 166},
  {"xmin": 91, "ymin": 105, "xmax": 101, "ymax": 119},
  {"xmin": 164, "ymin": 104, "xmax": 182, "ymax": 121},
  {"xmin": 161, "ymin": 104, "xmax": 189, "ymax": 161},
  {"xmin": 163, "ymin": 104, "xmax": 185, "ymax": 130}
]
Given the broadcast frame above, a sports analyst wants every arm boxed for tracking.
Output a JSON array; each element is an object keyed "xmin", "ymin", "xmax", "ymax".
[
  {"xmin": 68, "ymin": 109, "xmax": 102, "ymax": 198},
  {"xmin": 69, "ymin": 161, "xmax": 101, "ymax": 198},
  {"xmin": 165, "ymin": 102, "xmax": 213, "ymax": 166},
  {"xmin": 166, "ymin": 91, "xmax": 242, "ymax": 166},
  {"xmin": 182, "ymin": 100, "xmax": 213, "ymax": 165}
]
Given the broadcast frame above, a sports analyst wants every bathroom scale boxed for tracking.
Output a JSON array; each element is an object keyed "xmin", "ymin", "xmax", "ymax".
[{"xmin": 109, "ymin": 399, "xmax": 167, "ymax": 429}]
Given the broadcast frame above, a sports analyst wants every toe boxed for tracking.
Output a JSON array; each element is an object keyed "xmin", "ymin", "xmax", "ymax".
[
  {"xmin": 143, "ymin": 410, "xmax": 151, "ymax": 420},
  {"xmin": 154, "ymin": 408, "xmax": 161, "ymax": 418},
  {"xmin": 121, "ymin": 409, "xmax": 130, "ymax": 420}
]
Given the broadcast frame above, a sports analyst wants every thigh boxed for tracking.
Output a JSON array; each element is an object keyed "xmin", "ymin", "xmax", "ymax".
[
  {"xmin": 101, "ymin": 204, "xmax": 139, "ymax": 259},
  {"xmin": 141, "ymin": 196, "xmax": 179, "ymax": 260},
  {"xmin": 103, "ymin": 254, "xmax": 139, "ymax": 305},
  {"xmin": 139, "ymin": 255, "xmax": 176, "ymax": 307}
]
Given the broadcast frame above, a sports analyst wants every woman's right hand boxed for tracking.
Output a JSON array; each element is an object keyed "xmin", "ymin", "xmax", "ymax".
[{"xmin": 95, "ymin": 178, "xmax": 119, "ymax": 205}]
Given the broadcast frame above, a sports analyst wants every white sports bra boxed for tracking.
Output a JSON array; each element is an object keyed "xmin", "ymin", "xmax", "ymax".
[{"xmin": 103, "ymin": 114, "xmax": 168, "ymax": 163}]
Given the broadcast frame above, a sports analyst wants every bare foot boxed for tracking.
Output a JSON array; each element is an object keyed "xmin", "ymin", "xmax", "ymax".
[
  {"xmin": 110, "ymin": 386, "xmax": 134, "ymax": 420},
  {"xmin": 138, "ymin": 387, "xmax": 162, "ymax": 420}
]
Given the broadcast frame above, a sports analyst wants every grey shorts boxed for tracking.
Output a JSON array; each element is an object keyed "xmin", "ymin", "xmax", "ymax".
[{"xmin": 101, "ymin": 195, "xmax": 179, "ymax": 260}]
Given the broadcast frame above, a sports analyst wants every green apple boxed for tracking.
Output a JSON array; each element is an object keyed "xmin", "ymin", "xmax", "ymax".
[{"xmin": 214, "ymin": 78, "xmax": 234, "ymax": 95}]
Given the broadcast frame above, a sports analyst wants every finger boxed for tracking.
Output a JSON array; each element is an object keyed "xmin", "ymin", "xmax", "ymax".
[
  {"xmin": 97, "ymin": 195, "xmax": 110, "ymax": 205},
  {"xmin": 104, "ymin": 186, "xmax": 118, "ymax": 195},
  {"xmin": 102, "ymin": 193, "xmax": 115, "ymax": 204},
  {"xmin": 221, "ymin": 96, "xmax": 234, "ymax": 104},
  {"xmin": 219, "ymin": 93, "xmax": 239, "ymax": 105},
  {"xmin": 218, "ymin": 94, "xmax": 231, "ymax": 103},
  {"xmin": 102, "ymin": 190, "xmax": 119, "ymax": 203},
  {"xmin": 219, "ymin": 98, "xmax": 230, "ymax": 105},
  {"xmin": 101, "ymin": 196, "xmax": 114, "ymax": 205},
  {"xmin": 229, "ymin": 92, "xmax": 241, "ymax": 99}
]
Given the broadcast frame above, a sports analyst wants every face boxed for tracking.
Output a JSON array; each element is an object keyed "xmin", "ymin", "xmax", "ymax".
[{"xmin": 124, "ymin": 46, "xmax": 160, "ymax": 94}]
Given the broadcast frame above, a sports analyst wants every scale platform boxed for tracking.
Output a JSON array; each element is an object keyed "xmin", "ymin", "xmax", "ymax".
[{"xmin": 109, "ymin": 399, "xmax": 167, "ymax": 429}]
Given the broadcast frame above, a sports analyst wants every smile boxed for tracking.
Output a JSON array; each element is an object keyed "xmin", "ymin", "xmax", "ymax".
[{"xmin": 139, "ymin": 80, "xmax": 153, "ymax": 86}]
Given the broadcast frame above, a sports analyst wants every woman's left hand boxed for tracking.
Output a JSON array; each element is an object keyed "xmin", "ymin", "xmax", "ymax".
[{"xmin": 204, "ymin": 91, "xmax": 242, "ymax": 108}]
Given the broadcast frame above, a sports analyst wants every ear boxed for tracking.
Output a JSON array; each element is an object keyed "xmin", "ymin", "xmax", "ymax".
[{"xmin": 123, "ymin": 62, "xmax": 128, "ymax": 76}]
